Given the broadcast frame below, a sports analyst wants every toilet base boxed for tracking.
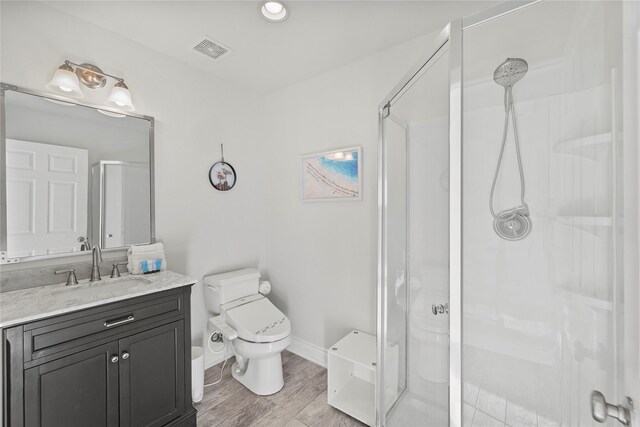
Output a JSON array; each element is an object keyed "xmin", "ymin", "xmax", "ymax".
[{"xmin": 231, "ymin": 353, "xmax": 284, "ymax": 395}]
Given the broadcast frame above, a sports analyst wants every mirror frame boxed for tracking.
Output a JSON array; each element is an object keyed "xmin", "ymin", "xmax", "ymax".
[{"xmin": 0, "ymin": 82, "xmax": 155, "ymax": 264}]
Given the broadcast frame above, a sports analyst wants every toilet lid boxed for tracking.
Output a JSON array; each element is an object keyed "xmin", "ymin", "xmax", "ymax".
[{"xmin": 224, "ymin": 297, "xmax": 291, "ymax": 343}]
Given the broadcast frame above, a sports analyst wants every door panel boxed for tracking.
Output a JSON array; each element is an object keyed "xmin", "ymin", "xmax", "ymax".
[
  {"xmin": 6, "ymin": 139, "xmax": 88, "ymax": 257},
  {"xmin": 461, "ymin": 2, "xmax": 629, "ymax": 426},
  {"xmin": 379, "ymin": 38, "xmax": 451, "ymax": 427},
  {"xmin": 119, "ymin": 320, "xmax": 185, "ymax": 427},
  {"xmin": 23, "ymin": 341, "xmax": 119, "ymax": 427}
]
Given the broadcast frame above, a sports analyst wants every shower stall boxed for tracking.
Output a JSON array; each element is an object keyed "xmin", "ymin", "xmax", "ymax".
[{"xmin": 377, "ymin": 1, "xmax": 639, "ymax": 426}]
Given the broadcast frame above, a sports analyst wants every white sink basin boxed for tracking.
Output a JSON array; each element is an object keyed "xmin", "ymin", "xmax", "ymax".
[{"xmin": 53, "ymin": 276, "xmax": 151, "ymax": 298}]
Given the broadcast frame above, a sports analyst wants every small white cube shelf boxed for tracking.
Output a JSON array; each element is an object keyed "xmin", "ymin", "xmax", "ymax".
[{"xmin": 327, "ymin": 330, "xmax": 376, "ymax": 426}]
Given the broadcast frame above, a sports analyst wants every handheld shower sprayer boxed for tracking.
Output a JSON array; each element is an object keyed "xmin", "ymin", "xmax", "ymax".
[{"xmin": 490, "ymin": 58, "xmax": 531, "ymax": 241}]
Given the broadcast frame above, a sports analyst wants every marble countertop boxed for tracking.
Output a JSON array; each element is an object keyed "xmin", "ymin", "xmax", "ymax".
[{"xmin": 0, "ymin": 270, "xmax": 197, "ymax": 328}]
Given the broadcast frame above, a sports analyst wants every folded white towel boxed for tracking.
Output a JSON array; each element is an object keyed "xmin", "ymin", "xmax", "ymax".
[
  {"xmin": 127, "ymin": 243, "xmax": 167, "ymax": 274},
  {"xmin": 129, "ymin": 242, "xmax": 164, "ymax": 254}
]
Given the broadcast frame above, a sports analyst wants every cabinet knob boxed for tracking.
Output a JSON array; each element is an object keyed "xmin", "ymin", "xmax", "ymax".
[
  {"xmin": 121, "ymin": 352, "xmax": 129, "ymax": 360},
  {"xmin": 111, "ymin": 355, "xmax": 119, "ymax": 363}
]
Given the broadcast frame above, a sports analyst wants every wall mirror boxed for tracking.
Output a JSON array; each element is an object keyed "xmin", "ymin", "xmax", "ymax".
[{"xmin": 0, "ymin": 83, "xmax": 154, "ymax": 262}]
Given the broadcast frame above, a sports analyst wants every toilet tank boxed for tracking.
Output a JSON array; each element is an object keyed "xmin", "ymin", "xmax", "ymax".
[{"xmin": 203, "ymin": 268, "xmax": 261, "ymax": 314}]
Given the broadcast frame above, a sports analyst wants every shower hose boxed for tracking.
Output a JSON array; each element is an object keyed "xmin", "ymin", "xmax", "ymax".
[{"xmin": 489, "ymin": 86, "xmax": 529, "ymax": 222}]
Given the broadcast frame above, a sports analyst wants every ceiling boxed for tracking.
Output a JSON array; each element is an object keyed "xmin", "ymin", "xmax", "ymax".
[{"xmin": 48, "ymin": 1, "xmax": 496, "ymax": 93}]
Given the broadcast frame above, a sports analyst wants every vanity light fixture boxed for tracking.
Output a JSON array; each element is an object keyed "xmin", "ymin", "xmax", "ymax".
[
  {"xmin": 259, "ymin": 1, "xmax": 289, "ymax": 22},
  {"xmin": 47, "ymin": 60, "xmax": 135, "ymax": 111}
]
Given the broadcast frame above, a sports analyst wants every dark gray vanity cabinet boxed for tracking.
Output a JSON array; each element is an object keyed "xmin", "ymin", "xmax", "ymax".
[
  {"xmin": 119, "ymin": 320, "xmax": 185, "ymax": 427},
  {"xmin": 3, "ymin": 286, "xmax": 196, "ymax": 427},
  {"xmin": 23, "ymin": 341, "xmax": 120, "ymax": 427}
]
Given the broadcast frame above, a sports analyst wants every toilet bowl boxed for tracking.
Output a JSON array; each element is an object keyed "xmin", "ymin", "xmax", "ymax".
[
  {"xmin": 204, "ymin": 269, "xmax": 291, "ymax": 396},
  {"xmin": 231, "ymin": 333, "xmax": 292, "ymax": 395}
]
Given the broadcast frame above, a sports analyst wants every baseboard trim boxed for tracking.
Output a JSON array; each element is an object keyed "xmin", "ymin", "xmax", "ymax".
[{"xmin": 287, "ymin": 335, "xmax": 327, "ymax": 368}]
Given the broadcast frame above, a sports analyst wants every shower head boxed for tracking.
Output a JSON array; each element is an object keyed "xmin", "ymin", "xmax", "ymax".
[{"xmin": 493, "ymin": 58, "xmax": 528, "ymax": 88}]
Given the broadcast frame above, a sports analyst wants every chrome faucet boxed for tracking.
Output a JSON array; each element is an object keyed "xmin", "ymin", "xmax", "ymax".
[
  {"xmin": 91, "ymin": 245, "xmax": 103, "ymax": 282},
  {"xmin": 77, "ymin": 236, "xmax": 91, "ymax": 251}
]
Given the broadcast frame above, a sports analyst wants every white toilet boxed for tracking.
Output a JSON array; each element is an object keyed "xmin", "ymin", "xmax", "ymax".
[{"xmin": 204, "ymin": 268, "xmax": 291, "ymax": 396}]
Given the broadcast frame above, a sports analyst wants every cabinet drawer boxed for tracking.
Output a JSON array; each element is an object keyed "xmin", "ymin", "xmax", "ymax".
[{"xmin": 24, "ymin": 289, "xmax": 184, "ymax": 362}]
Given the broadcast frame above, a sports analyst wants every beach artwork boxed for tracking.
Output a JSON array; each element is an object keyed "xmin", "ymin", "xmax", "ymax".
[{"xmin": 301, "ymin": 147, "xmax": 362, "ymax": 201}]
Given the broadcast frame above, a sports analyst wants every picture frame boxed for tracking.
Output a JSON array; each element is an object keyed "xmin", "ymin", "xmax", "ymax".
[
  {"xmin": 301, "ymin": 146, "xmax": 362, "ymax": 201},
  {"xmin": 209, "ymin": 161, "xmax": 237, "ymax": 191}
]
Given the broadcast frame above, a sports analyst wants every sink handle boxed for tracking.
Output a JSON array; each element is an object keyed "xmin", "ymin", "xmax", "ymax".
[
  {"xmin": 55, "ymin": 269, "xmax": 79, "ymax": 286},
  {"xmin": 110, "ymin": 261, "xmax": 129, "ymax": 278}
]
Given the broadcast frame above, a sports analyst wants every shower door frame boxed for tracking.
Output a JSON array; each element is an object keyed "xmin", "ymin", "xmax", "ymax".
[
  {"xmin": 376, "ymin": 2, "xmax": 541, "ymax": 426},
  {"xmin": 376, "ymin": 19, "xmax": 461, "ymax": 427}
]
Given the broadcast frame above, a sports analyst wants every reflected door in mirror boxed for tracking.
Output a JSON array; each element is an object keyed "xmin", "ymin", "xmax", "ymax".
[
  {"xmin": 92, "ymin": 162, "xmax": 150, "ymax": 249},
  {"xmin": 6, "ymin": 139, "xmax": 88, "ymax": 257}
]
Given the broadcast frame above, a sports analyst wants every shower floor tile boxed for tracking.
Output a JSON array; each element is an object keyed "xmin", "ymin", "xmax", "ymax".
[
  {"xmin": 476, "ymin": 389, "xmax": 507, "ymax": 422},
  {"xmin": 472, "ymin": 409, "xmax": 506, "ymax": 427}
]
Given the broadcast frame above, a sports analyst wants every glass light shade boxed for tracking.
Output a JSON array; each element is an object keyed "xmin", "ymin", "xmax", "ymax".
[
  {"xmin": 260, "ymin": 1, "xmax": 288, "ymax": 22},
  {"xmin": 105, "ymin": 81, "xmax": 135, "ymax": 111},
  {"xmin": 264, "ymin": 2, "xmax": 283, "ymax": 14},
  {"xmin": 46, "ymin": 64, "xmax": 83, "ymax": 98}
]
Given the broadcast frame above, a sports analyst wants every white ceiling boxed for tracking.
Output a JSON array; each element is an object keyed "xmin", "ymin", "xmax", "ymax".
[{"xmin": 48, "ymin": 1, "xmax": 496, "ymax": 93}]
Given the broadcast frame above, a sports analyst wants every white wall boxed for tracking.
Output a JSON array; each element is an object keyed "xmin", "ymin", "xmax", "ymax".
[
  {"xmin": 262, "ymin": 34, "xmax": 433, "ymax": 351},
  {"xmin": 0, "ymin": 1, "xmax": 267, "ymax": 364}
]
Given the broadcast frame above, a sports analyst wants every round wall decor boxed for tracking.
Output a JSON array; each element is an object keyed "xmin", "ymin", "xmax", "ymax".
[{"xmin": 209, "ymin": 144, "xmax": 236, "ymax": 191}]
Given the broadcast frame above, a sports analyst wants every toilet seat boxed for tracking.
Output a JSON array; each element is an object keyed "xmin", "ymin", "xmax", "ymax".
[{"xmin": 223, "ymin": 296, "xmax": 291, "ymax": 343}]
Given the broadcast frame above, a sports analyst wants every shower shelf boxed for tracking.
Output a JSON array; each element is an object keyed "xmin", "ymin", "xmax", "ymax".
[
  {"xmin": 557, "ymin": 285, "xmax": 612, "ymax": 311},
  {"xmin": 553, "ymin": 132, "xmax": 612, "ymax": 160},
  {"xmin": 557, "ymin": 215, "xmax": 612, "ymax": 232}
]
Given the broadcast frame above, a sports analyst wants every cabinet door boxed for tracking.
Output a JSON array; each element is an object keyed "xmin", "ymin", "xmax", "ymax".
[
  {"xmin": 23, "ymin": 341, "xmax": 119, "ymax": 427},
  {"xmin": 119, "ymin": 320, "xmax": 185, "ymax": 427}
]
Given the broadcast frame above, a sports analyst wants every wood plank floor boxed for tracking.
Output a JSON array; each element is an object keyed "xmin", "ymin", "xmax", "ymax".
[{"xmin": 195, "ymin": 350, "xmax": 367, "ymax": 427}]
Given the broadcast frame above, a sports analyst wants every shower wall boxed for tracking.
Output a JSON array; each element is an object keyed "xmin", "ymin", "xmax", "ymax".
[{"xmin": 461, "ymin": 2, "xmax": 622, "ymax": 426}]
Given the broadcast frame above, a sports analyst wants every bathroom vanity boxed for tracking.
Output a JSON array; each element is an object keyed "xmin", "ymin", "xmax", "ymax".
[
  {"xmin": 1, "ymin": 271, "xmax": 197, "ymax": 427},
  {"xmin": 0, "ymin": 83, "xmax": 197, "ymax": 426}
]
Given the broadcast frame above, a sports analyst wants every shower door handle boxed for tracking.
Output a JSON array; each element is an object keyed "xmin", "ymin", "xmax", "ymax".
[
  {"xmin": 431, "ymin": 303, "xmax": 449, "ymax": 315},
  {"xmin": 591, "ymin": 390, "xmax": 634, "ymax": 425}
]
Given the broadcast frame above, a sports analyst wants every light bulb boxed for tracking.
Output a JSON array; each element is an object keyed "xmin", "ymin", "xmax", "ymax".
[
  {"xmin": 105, "ymin": 81, "xmax": 135, "ymax": 111},
  {"xmin": 264, "ymin": 2, "xmax": 283, "ymax": 14},
  {"xmin": 46, "ymin": 63, "xmax": 83, "ymax": 98},
  {"xmin": 260, "ymin": 1, "xmax": 288, "ymax": 22}
]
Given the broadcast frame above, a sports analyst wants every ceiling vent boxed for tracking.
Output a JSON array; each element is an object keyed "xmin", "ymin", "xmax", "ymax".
[{"xmin": 193, "ymin": 38, "xmax": 233, "ymax": 60}]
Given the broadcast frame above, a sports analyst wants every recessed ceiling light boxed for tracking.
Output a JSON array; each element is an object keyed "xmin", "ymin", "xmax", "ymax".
[{"xmin": 260, "ymin": 1, "xmax": 288, "ymax": 22}]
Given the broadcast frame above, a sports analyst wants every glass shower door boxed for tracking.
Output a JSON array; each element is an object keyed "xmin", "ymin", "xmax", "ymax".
[
  {"xmin": 379, "ymin": 110, "xmax": 408, "ymax": 416},
  {"xmin": 461, "ymin": 2, "xmax": 632, "ymax": 426},
  {"xmin": 378, "ymin": 2, "xmax": 638, "ymax": 426},
  {"xmin": 378, "ymin": 34, "xmax": 452, "ymax": 426}
]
